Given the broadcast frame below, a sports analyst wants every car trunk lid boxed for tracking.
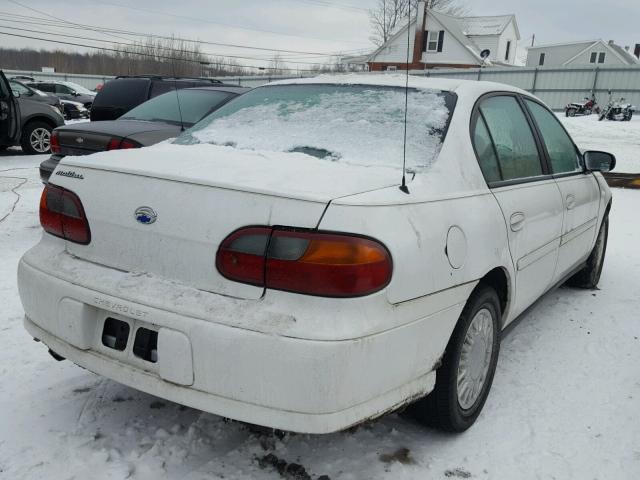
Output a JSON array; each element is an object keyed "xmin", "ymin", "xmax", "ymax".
[
  {"xmin": 55, "ymin": 120, "xmax": 173, "ymax": 156},
  {"xmin": 53, "ymin": 143, "xmax": 400, "ymax": 300}
]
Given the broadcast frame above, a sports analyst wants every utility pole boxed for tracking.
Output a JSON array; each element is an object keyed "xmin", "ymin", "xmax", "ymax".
[{"xmin": 531, "ymin": 34, "xmax": 535, "ymax": 47}]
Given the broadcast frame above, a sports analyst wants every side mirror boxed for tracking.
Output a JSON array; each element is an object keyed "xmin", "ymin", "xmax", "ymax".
[
  {"xmin": 74, "ymin": 92, "xmax": 81, "ymax": 97},
  {"xmin": 584, "ymin": 151, "xmax": 616, "ymax": 172},
  {"xmin": 11, "ymin": 90, "xmax": 20, "ymax": 98}
]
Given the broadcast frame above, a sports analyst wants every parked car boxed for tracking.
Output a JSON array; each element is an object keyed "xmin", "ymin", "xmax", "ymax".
[
  {"xmin": 10, "ymin": 75, "xmax": 35, "ymax": 82},
  {"xmin": 18, "ymin": 75, "xmax": 614, "ymax": 434},
  {"xmin": 26, "ymin": 80, "xmax": 96, "ymax": 111},
  {"xmin": 59, "ymin": 99, "xmax": 90, "ymax": 120},
  {"xmin": 0, "ymin": 70, "xmax": 65, "ymax": 154},
  {"xmin": 9, "ymin": 79, "xmax": 63, "ymax": 115},
  {"xmin": 40, "ymin": 86, "xmax": 248, "ymax": 182},
  {"xmin": 90, "ymin": 75, "xmax": 231, "ymax": 121}
]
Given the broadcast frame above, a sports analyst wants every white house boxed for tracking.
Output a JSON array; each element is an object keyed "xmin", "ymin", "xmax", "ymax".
[
  {"xmin": 526, "ymin": 39, "xmax": 640, "ymax": 67},
  {"xmin": 346, "ymin": 2, "xmax": 520, "ymax": 71}
]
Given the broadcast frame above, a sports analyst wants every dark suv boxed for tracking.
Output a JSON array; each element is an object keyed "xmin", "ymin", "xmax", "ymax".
[
  {"xmin": 1, "ymin": 71, "xmax": 65, "ymax": 154},
  {"xmin": 90, "ymin": 75, "xmax": 235, "ymax": 121}
]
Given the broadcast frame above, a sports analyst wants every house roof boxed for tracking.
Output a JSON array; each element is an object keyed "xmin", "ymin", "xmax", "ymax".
[
  {"xmin": 561, "ymin": 39, "xmax": 640, "ymax": 66},
  {"xmin": 430, "ymin": 11, "xmax": 484, "ymax": 63},
  {"xmin": 527, "ymin": 39, "xmax": 598, "ymax": 50},
  {"xmin": 459, "ymin": 15, "xmax": 515, "ymax": 36},
  {"xmin": 608, "ymin": 42, "xmax": 640, "ymax": 65},
  {"xmin": 363, "ymin": 10, "xmax": 519, "ymax": 66}
]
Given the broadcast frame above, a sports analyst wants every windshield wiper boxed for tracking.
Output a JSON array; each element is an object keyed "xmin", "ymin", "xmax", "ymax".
[{"xmin": 289, "ymin": 146, "xmax": 340, "ymax": 161}]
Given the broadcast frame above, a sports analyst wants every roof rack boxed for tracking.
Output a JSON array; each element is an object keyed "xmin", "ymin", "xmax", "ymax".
[{"xmin": 114, "ymin": 75, "xmax": 222, "ymax": 84}]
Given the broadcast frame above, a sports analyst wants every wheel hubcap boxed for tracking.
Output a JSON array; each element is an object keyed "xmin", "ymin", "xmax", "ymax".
[
  {"xmin": 457, "ymin": 308, "xmax": 494, "ymax": 411},
  {"xmin": 30, "ymin": 128, "xmax": 51, "ymax": 153}
]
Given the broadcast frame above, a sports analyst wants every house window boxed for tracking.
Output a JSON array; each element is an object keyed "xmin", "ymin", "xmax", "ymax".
[
  {"xmin": 538, "ymin": 53, "xmax": 545, "ymax": 66},
  {"xmin": 598, "ymin": 52, "xmax": 606, "ymax": 63},
  {"xmin": 505, "ymin": 41, "xmax": 511, "ymax": 61},
  {"xmin": 426, "ymin": 31, "xmax": 439, "ymax": 52},
  {"xmin": 590, "ymin": 52, "xmax": 598, "ymax": 63},
  {"xmin": 386, "ymin": 66, "xmax": 398, "ymax": 71}
]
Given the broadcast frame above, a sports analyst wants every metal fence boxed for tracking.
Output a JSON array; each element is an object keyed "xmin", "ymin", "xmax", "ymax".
[
  {"xmin": 409, "ymin": 65, "xmax": 640, "ymax": 110},
  {"xmin": 5, "ymin": 66, "xmax": 640, "ymax": 110}
]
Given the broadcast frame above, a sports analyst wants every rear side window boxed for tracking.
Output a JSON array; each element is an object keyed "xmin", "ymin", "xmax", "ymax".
[
  {"xmin": 524, "ymin": 99, "xmax": 581, "ymax": 174},
  {"xmin": 477, "ymin": 96, "xmax": 543, "ymax": 182},
  {"xmin": 34, "ymin": 83, "xmax": 53, "ymax": 92},
  {"xmin": 472, "ymin": 116, "xmax": 501, "ymax": 183},
  {"xmin": 150, "ymin": 81, "xmax": 176, "ymax": 98}
]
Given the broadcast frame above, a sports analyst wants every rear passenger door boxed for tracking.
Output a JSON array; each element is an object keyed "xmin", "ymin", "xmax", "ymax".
[
  {"xmin": 472, "ymin": 94, "xmax": 564, "ymax": 317},
  {"xmin": 523, "ymin": 98, "xmax": 601, "ymax": 281}
]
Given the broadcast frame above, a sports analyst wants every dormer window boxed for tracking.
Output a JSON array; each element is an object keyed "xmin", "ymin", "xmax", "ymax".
[
  {"xmin": 427, "ymin": 31, "xmax": 439, "ymax": 52},
  {"xmin": 424, "ymin": 31, "xmax": 444, "ymax": 52}
]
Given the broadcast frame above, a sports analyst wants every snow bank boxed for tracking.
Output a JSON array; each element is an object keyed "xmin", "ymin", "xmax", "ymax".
[{"xmin": 559, "ymin": 114, "xmax": 640, "ymax": 173}]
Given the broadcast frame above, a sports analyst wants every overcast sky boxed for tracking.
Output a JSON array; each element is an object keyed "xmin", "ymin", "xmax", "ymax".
[{"xmin": 0, "ymin": 0, "xmax": 638, "ymax": 70}]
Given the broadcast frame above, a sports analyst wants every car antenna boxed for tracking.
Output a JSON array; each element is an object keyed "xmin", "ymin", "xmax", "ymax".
[
  {"xmin": 399, "ymin": 4, "xmax": 412, "ymax": 195},
  {"xmin": 171, "ymin": 61, "xmax": 185, "ymax": 132}
]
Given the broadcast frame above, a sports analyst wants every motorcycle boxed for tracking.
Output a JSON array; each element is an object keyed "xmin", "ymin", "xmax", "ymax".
[
  {"xmin": 565, "ymin": 95, "xmax": 600, "ymax": 117},
  {"xmin": 599, "ymin": 95, "xmax": 635, "ymax": 121}
]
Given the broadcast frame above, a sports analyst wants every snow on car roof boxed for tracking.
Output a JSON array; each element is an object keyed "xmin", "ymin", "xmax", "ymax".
[{"xmin": 269, "ymin": 73, "xmax": 526, "ymax": 97}]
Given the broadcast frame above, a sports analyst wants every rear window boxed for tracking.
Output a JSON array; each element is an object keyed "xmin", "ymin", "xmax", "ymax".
[
  {"xmin": 121, "ymin": 89, "xmax": 234, "ymax": 126},
  {"xmin": 91, "ymin": 79, "xmax": 151, "ymax": 120},
  {"xmin": 175, "ymin": 84, "xmax": 456, "ymax": 170},
  {"xmin": 93, "ymin": 79, "xmax": 150, "ymax": 109}
]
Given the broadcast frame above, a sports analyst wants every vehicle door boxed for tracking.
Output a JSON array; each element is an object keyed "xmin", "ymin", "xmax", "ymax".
[
  {"xmin": 55, "ymin": 83, "xmax": 75, "ymax": 101},
  {"xmin": 471, "ymin": 94, "xmax": 564, "ymax": 317},
  {"xmin": 522, "ymin": 98, "xmax": 601, "ymax": 281},
  {"xmin": 0, "ymin": 71, "xmax": 20, "ymax": 146}
]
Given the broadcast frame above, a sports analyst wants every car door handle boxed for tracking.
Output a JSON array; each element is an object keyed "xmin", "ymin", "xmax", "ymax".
[
  {"xmin": 510, "ymin": 212, "xmax": 526, "ymax": 232},
  {"xmin": 566, "ymin": 194, "xmax": 576, "ymax": 210}
]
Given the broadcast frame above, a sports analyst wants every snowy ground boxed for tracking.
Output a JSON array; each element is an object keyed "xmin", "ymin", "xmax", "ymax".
[
  {"xmin": 1, "ymin": 152, "xmax": 639, "ymax": 480},
  {"xmin": 559, "ymin": 114, "xmax": 640, "ymax": 173}
]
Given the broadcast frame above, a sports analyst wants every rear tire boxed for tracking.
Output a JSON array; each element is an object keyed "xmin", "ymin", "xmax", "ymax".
[
  {"xmin": 566, "ymin": 108, "xmax": 577, "ymax": 117},
  {"xmin": 21, "ymin": 121, "xmax": 53, "ymax": 155},
  {"xmin": 566, "ymin": 214, "xmax": 609, "ymax": 288},
  {"xmin": 409, "ymin": 285, "xmax": 501, "ymax": 432}
]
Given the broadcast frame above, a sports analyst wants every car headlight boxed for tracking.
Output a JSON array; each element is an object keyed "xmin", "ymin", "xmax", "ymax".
[{"xmin": 48, "ymin": 104, "xmax": 63, "ymax": 115}]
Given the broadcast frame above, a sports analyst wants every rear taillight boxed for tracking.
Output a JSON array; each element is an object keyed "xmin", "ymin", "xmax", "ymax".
[
  {"xmin": 216, "ymin": 227, "xmax": 392, "ymax": 297},
  {"xmin": 50, "ymin": 131, "xmax": 60, "ymax": 154},
  {"xmin": 39, "ymin": 184, "xmax": 91, "ymax": 244},
  {"xmin": 107, "ymin": 138, "xmax": 140, "ymax": 150}
]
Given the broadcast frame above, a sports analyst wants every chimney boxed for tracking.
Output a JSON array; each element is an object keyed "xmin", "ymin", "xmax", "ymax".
[
  {"xmin": 608, "ymin": 40, "xmax": 615, "ymax": 45},
  {"xmin": 413, "ymin": 1, "xmax": 428, "ymax": 65},
  {"xmin": 635, "ymin": 44, "xmax": 640, "ymax": 59},
  {"xmin": 625, "ymin": 46, "xmax": 630, "ymax": 51}
]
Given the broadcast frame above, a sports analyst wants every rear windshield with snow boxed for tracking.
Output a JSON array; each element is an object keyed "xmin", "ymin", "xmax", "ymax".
[{"xmin": 175, "ymin": 84, "xmax": 456, "ymax": 170}]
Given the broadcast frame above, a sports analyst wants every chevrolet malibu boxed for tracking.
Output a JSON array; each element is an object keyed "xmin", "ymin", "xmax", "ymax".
[{"xmin": 17, "ymin": 75, "xmax": 615, "ymax": 433}]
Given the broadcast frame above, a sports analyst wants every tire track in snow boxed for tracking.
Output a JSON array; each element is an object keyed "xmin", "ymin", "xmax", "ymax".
[{"xmin": 0, "ymin": 175, "xmax": 29, "ymax": 225}]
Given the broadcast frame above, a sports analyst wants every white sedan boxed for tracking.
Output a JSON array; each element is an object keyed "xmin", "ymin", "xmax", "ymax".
[{"xmin": 17, "ymin": 75, "xmax": 614, "ymax": 434}]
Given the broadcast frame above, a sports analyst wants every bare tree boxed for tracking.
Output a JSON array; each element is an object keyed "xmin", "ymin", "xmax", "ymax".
[
  {"xmin": 369, "ymin": 0, "xmax": 467, "ymax": 46},
  {"xmin": 267, "ymin": 53, "xmax": 286, "ymax": 75}
]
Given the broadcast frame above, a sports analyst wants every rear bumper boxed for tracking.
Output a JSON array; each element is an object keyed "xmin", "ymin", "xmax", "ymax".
[{"xmin": 18, "ymin": 240, "xmax": 470, "ymax": 433}]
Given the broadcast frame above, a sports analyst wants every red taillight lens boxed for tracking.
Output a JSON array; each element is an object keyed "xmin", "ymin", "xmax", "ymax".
[
  {"xmin": 39, "ymin": 185, "xmax": 91, "ymax": 244},
  {"xmin": 107, "ymin": 138, "xmax": 140, "ymax": 150},
  {"xmin": 216, "ymin": 227, "xmax": 271, "ymax": 286},
  {"xmin": 216, "ymin": 227, "xmax": 392, "ymax": 297},
  {"xmin": 50, "ymin": 131, "xmax": 60, "ymax": 154}
]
